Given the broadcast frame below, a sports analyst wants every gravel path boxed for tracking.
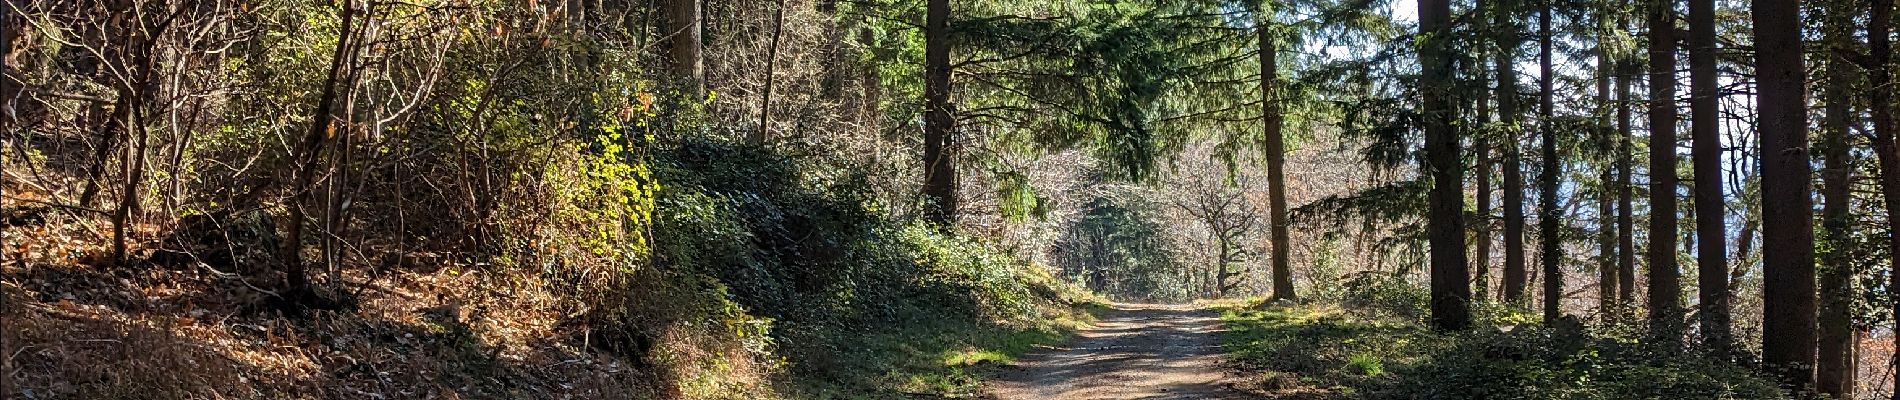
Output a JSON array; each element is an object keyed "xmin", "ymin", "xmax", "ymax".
[{"xmin": 984, "ymin": 303, "xmax": 1255, "ymax": 400}]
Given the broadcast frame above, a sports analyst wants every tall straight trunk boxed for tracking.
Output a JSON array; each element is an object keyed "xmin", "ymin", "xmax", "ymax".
[
  {"xmin": 1646, "ymin": 0, "xmax": 1684, "ymax": 346},
  {"xmin": 1864, "ymin": 1, "xmax": 1900, "ymax": 397},
  {"xmin": 665, "ymin": 0, "xmax": 703, "ymax": 95},
  {"xmin": 1815, "ymin": 3, "xmax": 1857, "ymax": 394},
  {"xmin": 1497, "ymin": 0, "xmax": 1528, "ymax": 305},
  {"xmin": 1616, "ymin": 11, "xmax": 1637, "ymax": 306},
  {"xmin": 921, "ymin": 0, "xmax": 958, "ymax": 228},
  {"xmin": 1754, "ymin": 0, "xmax": 1817, "ymax": 388},
  {"xmin": 1596, "ymin": 24, "xmax": 1617, "ymax": 317},
  {"xmin": 1537, "ymin": 0, "xmax": 1562, "ymax": 323},
  {"xmin": 1688, "ymin": 0, "xmax": 1730, "ymax": 354},
  {"xmin": 1476, "ymin": 91, "xmax": 1495, "ymax": 299},
  {"xmin": 1420, "ymin": 0, "xmax": 1469, "ymax": 331},
  {"xmin": 1261, "ymin": 20, "xmax": 1297, "ymax": 302}
]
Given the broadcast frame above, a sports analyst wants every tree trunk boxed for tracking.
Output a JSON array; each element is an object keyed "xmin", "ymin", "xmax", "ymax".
[
  {"xmin": 1476, "ymin": 90, "xmax": 1494, "ymax": 299},
  {"xmin": 1864, "ymin": 0, "xmax": 1900, "ymax": 397},
  {"xmin": 754, "ymin": 0, "xmax": 787, "ymax": 145},
  {"xmin": 1261, "ymin": 16, "xmax": 1296, "ymax": 302},
  {"xmin": 79, "ymin": 107, "xmax": 120, "ymax": 209},
  {"xmin": 921, "ymin": 0, "xmax": 958, "ymax": 228},
  {"xmin": 1497, "ymin": 0, "xmax": 1528, "ymax": 305},
  {"xmin": 285, "ymin": 1, "xmax": 358, "ymax": 299},
  {"xmin": 111, "ymin": 90, "xmax": 145, "ymax": 265},
  {"xmin": 1646, "ymin": 0, "xmax": 1683, "ymax": 347},
  {"xmin": 1217, "ymin": 237, "xmax": 1236, "ymax": 297},
  {"xmin": 1537, "ymin": 0, "xmax": 1562, "ymax": 323},
  {"xmin": 1754, "ymin": 0, "xmax": 1817, "ymax": 388},
  {"xmin": 1815, "ymin": 1, "xmax": 1858, "ymax": 396},
  {"xmin": 665, "ymin": 0, "xmax": 703, "ymax": 96},
  {"xmin": 1616, "ymin": 11, "xmax": 1637, "ymax": 306},
  {"xmin": 1688, "ymin": 0, "xmax": 1730, "ymax": 355},
  {"xmin": 1596, "ymin": 21, "xmax": 1616, "ymax": 318},
  {"xmin": 1421, "ymin": 0, "xmax": 1469, "ymax": 331}
]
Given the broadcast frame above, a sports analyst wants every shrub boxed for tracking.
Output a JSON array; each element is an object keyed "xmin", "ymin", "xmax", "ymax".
[{"xmin": 1340, "ymin": 272, "xmax": 1429, "ymax": 321}]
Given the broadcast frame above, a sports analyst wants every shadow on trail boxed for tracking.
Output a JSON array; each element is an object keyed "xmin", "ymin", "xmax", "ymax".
[{"xmin": 985, "ymin": 303, "xmax": 1254, "ymax": 400}]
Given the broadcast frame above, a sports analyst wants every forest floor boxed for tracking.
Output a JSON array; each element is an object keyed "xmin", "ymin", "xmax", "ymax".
[{"xmin": 983, "ymin": 303, "xmax": 1256, "ymax": 399}]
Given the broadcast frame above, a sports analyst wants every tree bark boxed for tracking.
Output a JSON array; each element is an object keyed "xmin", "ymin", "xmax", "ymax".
[
  {"xmin": 1537, "ymin": 0, "xmax": 1561, "ymax": 323},
  {"xmin": 1261, "ymin": 15, "xmax": 1296, "ymax": 302},
  {"xmin": 1815, "ymin": 1, "xmax": 1858, "ymax": 396},
  {"xmin": 1421, "ymin": 0, "xmax": 1469, "ymax": 331},
  {"xmin": 1646, "ymin": 0, "xmax": 1684, "ymax": 347},
  {"xmin": 921, "ymin": 0, "xmax": 958, "ymax": 228},
  {"xmin": 1754, "ymin": 0, "xmax": 1817, "ymax": 388},
  {"xmin": 1496, "ymin": 0, "xmax": 1528, "ymax": 305},
  {"xmin": 285, "ymin": 1, "xmax": 358, "ymax": 298},
  {"xmin": 1688, "ymin": 0, "xmax": 1729, "ymax": 354},
  {"xmin": 1476, "ymin": 89, "xmax": 1494, "ymax": 299},
  {"xmin": 1596, "ymin": 18, "xmax": 1617, "ymax": 318},
  {"xmin": 1616, "ymin": 14, "xmax": 1637, "ymax": 307},
  {"xmin": 1863, "ymin": 0, "xmax": 1900, "ymax": 397},
  {"xmin": 665, "ymin": 0, "xmax": 703, "ymax": 96}
]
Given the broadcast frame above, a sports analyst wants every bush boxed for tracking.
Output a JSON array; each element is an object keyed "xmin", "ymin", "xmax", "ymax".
[
  {"xmin": 1340, "ymin": 272, "xmax": 1429, "ymax": 321},
  {"xmin": 600, "ymin": 136, "xmax": 1091, "ymax": 398}
]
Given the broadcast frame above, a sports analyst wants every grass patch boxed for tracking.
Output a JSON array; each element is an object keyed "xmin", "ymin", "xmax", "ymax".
[
  {"xmin": 1217, "ymin": 303, "xmax": 1791, "ymax": 400},
  {"xmin": 787, "ymin": 303, "xmax": 1099, "ymax": 399}
]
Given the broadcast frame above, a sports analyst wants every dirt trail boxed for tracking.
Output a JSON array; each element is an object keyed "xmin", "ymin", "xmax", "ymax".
[{"xmin": 985, "ymin": 303, "xmax": 1254, "ymax": 400}]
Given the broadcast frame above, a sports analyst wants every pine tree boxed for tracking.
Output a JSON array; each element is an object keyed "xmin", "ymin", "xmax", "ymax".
[
  {"xmin": 1815, "ymin": 0, "xmax": 1860, "ymax": 393},
  {"xmin": 1536, "ymin": 0, "xmax": 1562, "ymax": 323},
  {"xmin": 922, "ymin": 0, "xmax": 958, "ymax": 228},
  {"xmin": 1645, "ymin": 0, "xmax": 1684, "ymax": 347},
  {"xmin": 1421, "ymin": 0, "xmax": 1470, "ymax": 331},
  {"xmin": 1754, "ymin": 0, "xmax": 1817, "ymax": 388},
  {"xmin": 1260, "ymin": 2, "xmax": 1297, "ymax": 302},
  {"xmin": 1497, "ymin": 0, "xmax": 1529, "ymax": 305},
  {"xmin": 1688, "ymin": 0, "xmax": 1729, "ymax": 355}
]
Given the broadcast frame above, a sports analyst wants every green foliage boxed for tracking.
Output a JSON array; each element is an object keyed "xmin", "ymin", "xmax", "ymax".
[
  {"xmin": 623, "ymin": 136, "xmax": 1096, "ymax": 397},
  {"xmin": 992, "ymin": 170, "xmax": 1048, "ymax": 223},
  {"xmin": 1053, "ymin": 192, "xmax": 1190, "ymax": 302},
  {"xmin": 1339, "ymin": 272, "xmax": 1430, "ymax": 322},
  {"xmin": 1220, "ymin": 305, "xmax": 1791, "ymax": 400},
  {"xmin": 1347, "ymin": 353, "xmax": 1387, "ymax": 377}
]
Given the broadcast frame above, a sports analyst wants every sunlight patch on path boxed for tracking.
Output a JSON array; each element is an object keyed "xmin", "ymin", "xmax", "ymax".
[{"xmin": 984, "ymin": 303, "xmax": 1254, "ymax": 400}]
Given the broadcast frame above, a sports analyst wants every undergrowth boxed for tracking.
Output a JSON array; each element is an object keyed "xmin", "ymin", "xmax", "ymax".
[
  {"xmin": 1218, "ymin": 302, "xmax": 1791, "ymax": 400},
  {"xmin": 639, "ymin": 138, "xmax": 1103, "ymax": 398},
  {"xmin": 1, "ymin": 136, "xmax": 1099, "ymax": 399}
]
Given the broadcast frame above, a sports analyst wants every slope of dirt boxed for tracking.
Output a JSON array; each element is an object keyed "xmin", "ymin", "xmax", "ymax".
[{"xmin": 984, "ymin": 303, "xmax": 1255, "ymax": 400}]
